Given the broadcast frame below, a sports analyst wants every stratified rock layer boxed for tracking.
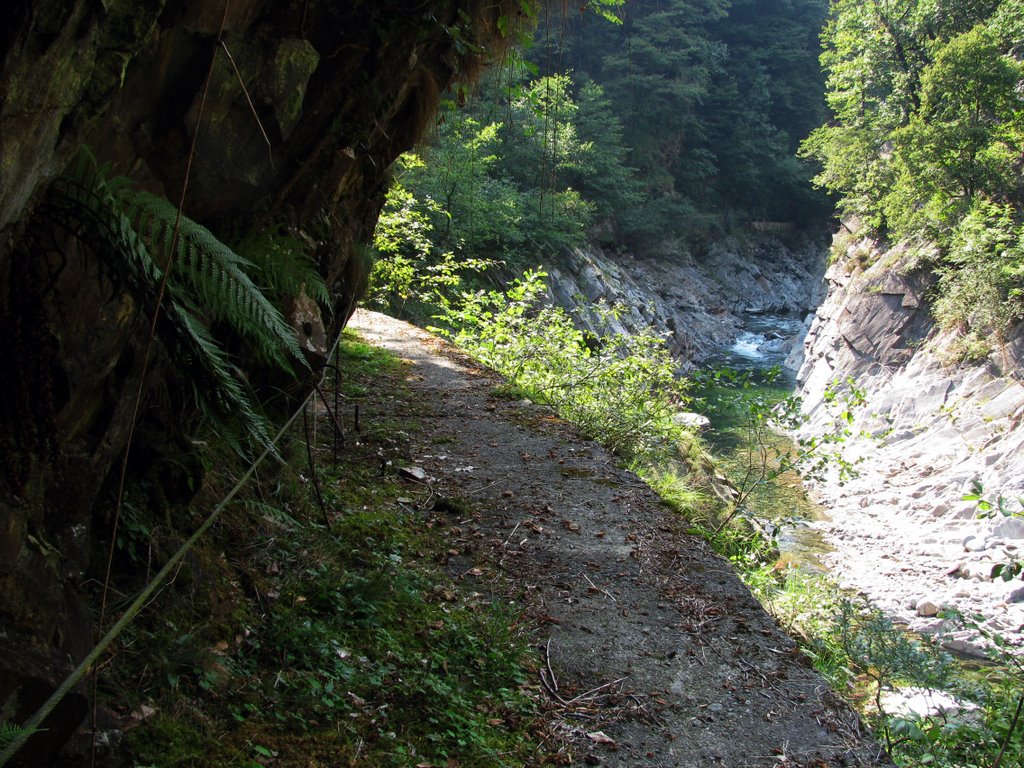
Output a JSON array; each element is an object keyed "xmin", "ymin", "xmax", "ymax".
[
  {"xmin": 795, "ymin": 233, "xmax": 1024, "ymax": 651},
  {"xmin": 546, "ymin": 232, "xmax": 828, "ymax": 367}
]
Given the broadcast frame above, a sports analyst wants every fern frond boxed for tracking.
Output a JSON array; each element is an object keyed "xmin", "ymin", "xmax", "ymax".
[
  {"xmin": 0, "ymin": 720, "xmax": 44, "ymax": 751},
  {"xmin": 173, "ymin": 302, "xmax": 276, "ymax": 454},
  {"xmin": 235, "ymin": 229, "xmax": 331, "ymax": 309},
  {"xmin": 43, "ymin": 148, "xmax": 281, "ymax": 457},
  {"xmin": 122, "ymin": 192, "xmax": 306, "ymax": 373}
]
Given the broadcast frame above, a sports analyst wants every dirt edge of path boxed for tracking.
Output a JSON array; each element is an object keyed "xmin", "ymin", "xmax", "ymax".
[{"xmin": 348, "ymin": 310, "xmax": 892, "ymax": 768}]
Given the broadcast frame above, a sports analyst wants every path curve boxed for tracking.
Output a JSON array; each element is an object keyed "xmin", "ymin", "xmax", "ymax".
[{"xmin": 349, "ymin": 310, "xmax": 891, "ymax": 768}]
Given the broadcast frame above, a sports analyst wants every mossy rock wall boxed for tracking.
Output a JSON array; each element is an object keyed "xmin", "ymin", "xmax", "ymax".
[{"xmin": 0, "ymin": 1, "xmax": 524, "ymax": 761}]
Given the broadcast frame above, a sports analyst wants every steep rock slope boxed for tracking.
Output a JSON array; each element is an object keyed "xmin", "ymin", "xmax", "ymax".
[
  {"xmin": 545, "ymin": 232, "xmax": 828, "ymax": 367},
  {"xmin": 795, "ymin": 235, "xmax": 1024, "ymax": 650}
]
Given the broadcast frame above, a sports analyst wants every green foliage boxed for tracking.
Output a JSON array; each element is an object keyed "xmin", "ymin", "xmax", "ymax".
[
  {"xmin": 125, "ymin": 190, "xmax": 303, "ymax": 373},
  {"xmin": 692, "ymin": 368, "xmax": 864, "ymax": 535},
  {"xmin": 46, "ymin": 149, "xmax": 321, "ymax": 455},
  {"xmin": 962, "ymin": 481, "xmax": 1024, "ymax": 581},
  {"xmin": 368, "ymin": 161, "xmax": 496, "ymax": 321},
  {"xmin": 551, "ymin": 0, "xmax": 831, "ymax": 239},
  {"xmin": 117, "ymin": 335, "xmax": 539, "ymax": 767},
  {"xmin": 376, "ymin": 62, "xmax": 651, "ymax": 275},
  {"xmin": 380, "ymin": 0, "xmax": 832, "ymax": 272},
  {"xmin": 409, "ymin": 114, "xmax": 530, "ymax": 258},
  {"xmin": 235, "ymin": 228, "xmax": 329, "ymax": 308},
  {"xmin": 933, "ymin": 201, "xmax": 1024, "ymax": 356},
  {"xmin": 0, "ymin": 722, "xmax": 43, "ymax": 753},
  {"xmin": 747, "ymin": 564, "xmax": 1024, "ymax": 768},
  {"xmin": 803, "ymin": 0, "xmax": 1024, "ymax": 339},
  {"xmin": 227, "ymin": 509, "xmax": 531, "ymax": 765},
  {"xmin": 434, "ymin": 269, "xmax": 690, "ymax": 460}
]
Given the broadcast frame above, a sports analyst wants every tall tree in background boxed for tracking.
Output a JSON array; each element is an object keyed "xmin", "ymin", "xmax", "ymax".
[
  {"xmin": 544, "ymin": 0, "xmax": 831, "ymax": 244},
  {"xmin": 802, "ymin": 0, "xmax": 1024, "ymax": 354}
]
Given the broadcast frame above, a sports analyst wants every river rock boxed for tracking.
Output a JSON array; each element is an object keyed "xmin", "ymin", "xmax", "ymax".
[
  {"xmin": 915, "ymin": 597, "xmax": 944, "ymax": 617},
  {"xmin": 545, "ymin": 234, "xmax": 828, "ymax": 369},
  {"xmin": 673, "ymin": 412, "xmax": 712, "ymax": 430},
  {"xmin": 956, "ymin": 561, "xmax": 995, "ymax": 582},
  {"xmin": 879, "ymin": 687, "xmax": 976, "ymax": 719},
  {"xmin": 793, "ymin": 226, "xmax": 1024, "ymax": 649},
  {"xmin": 962, "ymin": 535, "xmax": 989, "ymax": 552},
  {"xmin": 992, "ymin": 517, "xmax": 1024, "ymax": 540}
]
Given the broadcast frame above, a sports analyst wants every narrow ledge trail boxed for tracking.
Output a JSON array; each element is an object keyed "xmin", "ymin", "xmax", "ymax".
[{"xmin": 348, "ymin": 310, "xmax": 891, "ymax": 768}]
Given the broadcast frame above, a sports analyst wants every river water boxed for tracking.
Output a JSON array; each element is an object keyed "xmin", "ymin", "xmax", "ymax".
[
  {"xmin": 716, "ymin": 314, "xmax": 808, "ymax": 371},
  {"xmin": 703, "ymin": 314, "xmax": 832, "ymax": 571}
]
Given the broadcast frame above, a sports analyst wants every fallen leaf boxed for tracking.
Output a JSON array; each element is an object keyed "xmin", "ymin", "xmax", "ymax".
[{"xmin": 587, "ymin": 730, "xmax": 616, "ymax": 745}]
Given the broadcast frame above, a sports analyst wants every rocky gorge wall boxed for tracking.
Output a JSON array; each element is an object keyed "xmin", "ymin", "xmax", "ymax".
[
  {"xmin": 793, "ymin": 233, "xmax": 1024, "ymax": 652},
  {"xmin": 544, "ymin": 231, "xmax": 829, "ymax": 368},
  {"xmin": 545, "ymin": 227, "xmax": 1024, "ymax": 653}
]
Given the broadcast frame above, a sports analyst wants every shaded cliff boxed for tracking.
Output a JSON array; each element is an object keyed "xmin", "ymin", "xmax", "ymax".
[{"xmin": 0, "ymin": 1, "xmax": 527, "ymax": 761}]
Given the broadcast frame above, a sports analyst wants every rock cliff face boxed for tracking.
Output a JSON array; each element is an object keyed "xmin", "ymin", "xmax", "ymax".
[
  {"xmin": 545, "ymin": 232, "xmax": 828, "ymax": 368},
  {"xmin": 795, "ymin": 233, "xmax": 1024, "ymax": 649},
  {"xmin": 0, "ymin": 1, "xmax": 522, "ymax": 760}
]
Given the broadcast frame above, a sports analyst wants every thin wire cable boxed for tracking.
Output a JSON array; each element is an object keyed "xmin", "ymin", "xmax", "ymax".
[
  {"xmin": 97, "ymin": 0, "xmax": 231, "ymax": 653},
  {"xmin": 0, "ymin": 391, "xmax": 309, "ymax": 767}
]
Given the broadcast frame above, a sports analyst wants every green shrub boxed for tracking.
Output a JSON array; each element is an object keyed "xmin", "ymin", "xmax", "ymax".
[{"xmin": 434, "ymin": 269, "xmax": 690, "ymax": 461}]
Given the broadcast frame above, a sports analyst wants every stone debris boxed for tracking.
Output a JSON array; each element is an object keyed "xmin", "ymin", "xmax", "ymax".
[{"xmin": 794, "ymin": 238, "xmax": 1024, "ymax": 653}]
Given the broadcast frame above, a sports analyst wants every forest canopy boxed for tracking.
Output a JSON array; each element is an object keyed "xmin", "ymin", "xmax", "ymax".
[
  {"xmin": 801, "ymin": 0, "xmax": 1024, "ymax": 352},
  {"xmin": 374, "ymin": 0, "xmax": 832, "ymax": 285}
]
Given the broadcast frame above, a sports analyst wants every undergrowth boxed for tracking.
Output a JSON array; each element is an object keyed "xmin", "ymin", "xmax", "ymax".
[
  {"xmin": 426, "ymin": 271, "xmax": 1024, "ymax": 768},
  {"xmin": 433, "ymin": 268, "xmax": 694, "ymax": 463},
  {"xmin": 698, "ymin": 369, "xmax": 1024, "ymax": 768},
  {"xmin": 746, "ymin": 567, "xmax": 1024, "ymax": 768},
  {"xmin": 101, "ymin": 331, "xmax": 540, "ymax": 768}
]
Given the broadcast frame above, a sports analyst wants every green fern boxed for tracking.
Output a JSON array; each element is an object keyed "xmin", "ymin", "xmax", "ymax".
[
  {"xmin": 43, "ymin": 148, "xmax": 305, "ymax": 454},
  {"xmin": 123, "ymin": 191, "xmax": 304, "ymax": 373},
  {"xmin": 0, "ymin": 721, "xmax": 43, "ymax": 751},
  {"xmin": 235, "ymin": 228, "xmax": 330, "ymax": 308}
]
